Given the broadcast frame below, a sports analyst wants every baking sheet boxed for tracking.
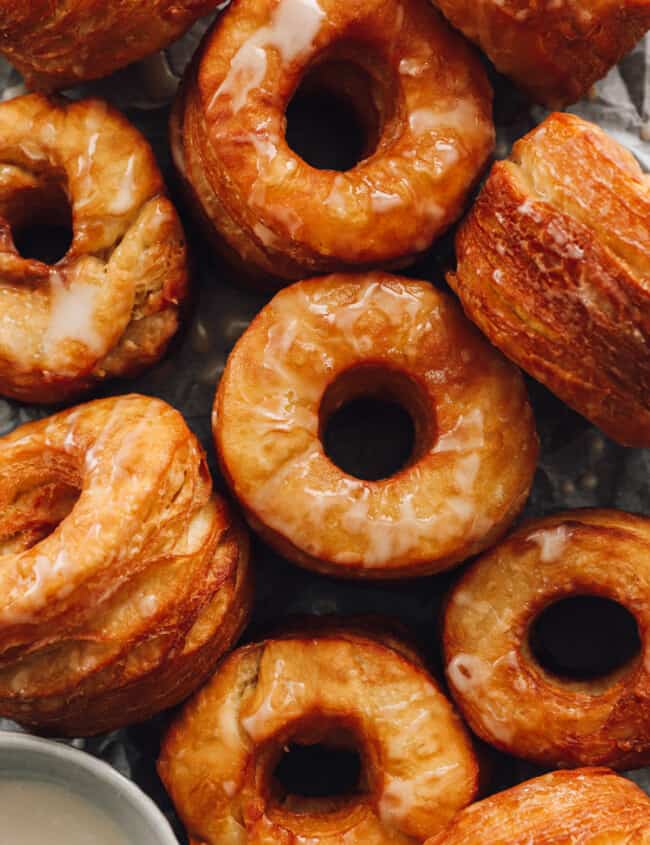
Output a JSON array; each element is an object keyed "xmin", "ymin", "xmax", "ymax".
[{"xmin": 0, "ymin": 10, "xmax": 648, "ymax": 839}]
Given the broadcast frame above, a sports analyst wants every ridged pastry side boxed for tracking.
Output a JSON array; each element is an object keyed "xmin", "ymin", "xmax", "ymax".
[
  {"xmin": 449, "ymin": 112, "xmax": 650, "ymax": 447},
  {"xmin": 0, "ymin": 1, "xmax": 219, "ymax": 91},
  {"xmin": 424, "ymin": 768, "xmax": 650, "ymax": 845},
  {"xmin": 430, "ymin": 0, "xmax": 650, "ymax": 107},
  {"xmin": 0, "ymin": 394, "xmax": 252, "ymax": 736}
]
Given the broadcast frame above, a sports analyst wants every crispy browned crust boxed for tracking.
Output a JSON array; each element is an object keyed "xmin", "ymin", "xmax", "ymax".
[
  {"xmin": 449, "ymin": 112, "xmax": 650, "ymax": 447},
  {"xmin": 0, "ymin": 93, "xmax": 190, "ymax": 404},
  {"xmin": 443, "ymin": 509, "xmax": 650, "ymax": 770},
  {"xmin": 214, "ymin": 273, "xmax": 538, "ymax": 579},
  {"xmin": 430, "ymin": 0, "xmax": 650, "ymax": 107},
  {"xmin": 159, "ymin": 628, "xmax": 479, "ymax": 845},
  {"xmin": 0, "ymin": 394, "xmax": 252, "ymax": 736},
  {"xmin": 0, "ymin": 1, "xmax": 218, "ymax": 90},
  {"xmin": 173, "ymin": 0, "xmax": 494, "ymax": 287},
  {"xmin": 424, "ymin": 768, "xmax": 650, "ymax": 845}
]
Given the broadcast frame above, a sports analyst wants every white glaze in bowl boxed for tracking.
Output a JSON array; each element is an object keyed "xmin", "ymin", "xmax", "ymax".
[{"xmin": 0, "ymin": 732, "xmax": 178, "ymax": 845}]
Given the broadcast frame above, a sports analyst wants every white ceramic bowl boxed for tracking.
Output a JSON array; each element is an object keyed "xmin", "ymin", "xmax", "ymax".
[{"xmin": 0, "ymin": 731, "xmax": 178, "ymax": 845}]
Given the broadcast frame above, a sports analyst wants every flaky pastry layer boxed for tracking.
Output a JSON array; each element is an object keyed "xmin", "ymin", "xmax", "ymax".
[
  {"xmin": 0, "ymin": 94, "xmax": 190, "ymax": 403},
  {"xmin": 172, "ymin": 0, "xmax": 494, "ymax": 285},
  {"xmin": 159, "ymin": 628, "xmax": 478, "ymax": 845},
  {"xmin": 430, "ymin": 0, "xmax": 650, "ymax": 107},
  {"xmin": 425, "ymin": 768, "xmax": 650, "ymax": 845},
  {"xmin": 0, "ymin": 394, "xmax": 252, "ymax": 735},
  {"xmin": 444, "ymin": 509, "xmax": 650, "ymax": 769},
  {"xmin": 449, "ymin": 112, "xmax": 650, "ymax": 447},
  {"xmin": 214, "ymin": 273, "xmax": 538, "ymax": 578},
  {"xmin": 0, "ymin": 1, "xmax": 219, "ymax": 90}
]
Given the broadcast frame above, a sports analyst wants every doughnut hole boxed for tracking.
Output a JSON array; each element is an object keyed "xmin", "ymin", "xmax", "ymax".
[
  {"xmin": 266, "ymin": 720, "xmax": 369, "ymax": 817},
  {"xmin": 528, "ymin": 594, "xmax": 642, "ymax": 689},
  {"xmin": 285, "ymin": 43, "xmax": 397, "ymax": 171},
  {"xmin": 3, "ymin": 176, "xmax": 73, "ymax": 264},
  {"xmin": 0, "ymin": 460, "xmax": 81, "ymax": 554},
  {"xmin": 319, "ymin": 364, "xmax": 436, "ymax": 481}
]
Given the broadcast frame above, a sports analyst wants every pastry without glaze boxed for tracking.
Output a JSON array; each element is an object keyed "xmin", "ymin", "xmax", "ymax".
[
  {"xmin": 214, "ymin": 273, "xmax": 538, "ymax": 578},
  {"xmin": 0, "ymin": 94, "xmax": 189, "ymax": 404},
  {"xmin": 0, "ymin": 1, "xmax": 220, "ymax": 91},
  {"xmin": 159, "ymin": 627, "xmax": 479, "ymax": 845},
  {"xmin": 429, "ymin": 0, "xmax": 650, "ymax": 107},
  {"xmin": 449, "ymin": 112, "xmax": 650, "ymax": 447},
  {"xmin": 444, "ymin": 509, "xmax": 650, "ymax": 770},
  {"xmin": 424, "ymin": 768, "xmax": 650, "ymax": 845},
  {"xmin": 0, "ymin": 394, "xmax": 252, "ymax": 736},
  {"xmin": 171, "ymin": 0, "xmax": 494, "ymax": 285}
]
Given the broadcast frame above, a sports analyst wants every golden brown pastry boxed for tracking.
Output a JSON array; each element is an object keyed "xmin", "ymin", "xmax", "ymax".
[
  {"xmin": 0, "ymin": 1, "xmax": 219, "ymax": 91},
  {"xmin": 444, "ymin": 509, "xmax": 650, "ymax": 770},
  {"xmin": 429, "ymin": 0, "xmax": 650, "ymax": 107},
  {"xmin": 0, "ymin": 394, "xmax": 252, "ymax": 736},
  {"xmin": 424, "ymin": 768, "xmax": 650, "ymax": 845},
  {"xmin": 0, "ymin": 93, "xmax": 189, "ymax": 404},
  {"xmin": 159, "ymin": 626, "xmax": 479, "ymax": 845},
  {"xmin": 449, "ymin": 112, "xmax": 650, "ymax": 447},
  {"xmin": 214, "ymin": 273, "xmax": 538, "ymax": 579},
  {"xmin": 171, "ymin": 0, "xmax": 494, "ymax": 285}
]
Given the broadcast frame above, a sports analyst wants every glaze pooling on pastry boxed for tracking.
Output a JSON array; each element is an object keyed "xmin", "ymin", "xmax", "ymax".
[
  {"xmin": 214, "ymin": 273, "xmax": 538, "ymax": 578},
  {"xmin": 429, "ymin": 0, "xmax": 650, "ymax": 107},
  {"xmin": 424, "ymin": 769, "xmax": 650, "ymax": 845},
  {"xmin": 449, "ymin": 112, "xmax": 650, "ymax": 447},
  {"xmin": 210, "ymin": 0, "xmax": 326, "ymax": 115},
  {"xmin": 444, "ymin": 509, "xmax": 650, "ymax": 770},
  {"xmin": 0, "ymin": 94, "xmax": 189, "ymax": 403},
  {"xmin": 0, "ymin": 395, "xmax": 252, "ymax": 736},
  {"xmin": 171, "ymin": 0, "xmax": 494, "ymax": 284},
  {"xmin": 0, "ymin": 1, "xmax": 221, "ymax": 91},
  {"xmin": 159, "ymin": 629, "xmax": 478, "ymax": 845}
]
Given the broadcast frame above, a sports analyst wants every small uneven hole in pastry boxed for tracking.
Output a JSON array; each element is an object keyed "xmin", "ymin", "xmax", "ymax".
[
  {"xmin": 285, "ymin": 49, "xmax": 389, "ymax": 171},
  {"xmin": 320, "ymin": 364, "xmax": 434, "ymax": 482},
  {"xmin": 528, "ymin": 595, "xmax": 641, "ymax": 683},
  {"xmin": 0, "ymin": 477, "xmax": 80, "ymax": 555},
  {"xmin": 13, "ymin": 223, "xmax": 73, "ymax": 265},
  {"xmin": 10, "ymin": 181, "xmax": 73, "ymax": 265},
  {"xmin": 271, "ymin": 724, "xmax": 365, "ymax": 811}
]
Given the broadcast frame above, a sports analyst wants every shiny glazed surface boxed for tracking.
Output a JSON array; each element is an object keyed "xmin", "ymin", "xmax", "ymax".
[
  {"xmin": 0, "ymin": 394, "xmax": 252, "ymax": 735},
  {"xmin": 214, "ymin": 273, "xmax": 538, "ymax": 577},
  {"xmin": 444, "ymin": 509, "xmax": 650, "ymax": 769},
  {"xmin": 0, "ymin": 94, "xmax": 189, "ymax": 403},
  {"xmin": 159, "ymin": 631, "xmax": 478, "ymax": 845},
  {"xmin": 172, "ymin": 0, "xmax": 494, "ymax": 284}
]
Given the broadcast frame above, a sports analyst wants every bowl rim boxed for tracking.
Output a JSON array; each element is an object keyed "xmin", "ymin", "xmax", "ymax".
[{"xmin": 0, "ymin": 730, "xmax": 178, "ymax": 844}]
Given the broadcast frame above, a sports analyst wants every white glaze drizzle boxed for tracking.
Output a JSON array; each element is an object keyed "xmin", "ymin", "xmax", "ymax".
[
  {"xmin": 211, "ymin": 0, "xmax": 325, "ymax": 115},
  {"xmin": 379, "ymin": 764, "xmax": 460, "ymax": 826},
  {"xmin": 109, "ymin": 153, "xmax": 137, "ymax": 215},
  {"xmin": 241, "ymin": 281, "xmax": 491, "ymax": 566},
  {"xmin": 43, "ymin": 271, "xmax": 104, "ymax": 362},
  {"xmin": 528, "ymin": 525, "xmax": 571, "ymax": 562},
  {"xmin": 408, "ymin": 101, "xmax": 484, "ymax": 137},
  {"xmin": 446, "ymin": 653, "xmax": 514, "ymax": 743},
  {"xmin": 241, "ymin": 657, "xmax": 306, "ymax": 741}
]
